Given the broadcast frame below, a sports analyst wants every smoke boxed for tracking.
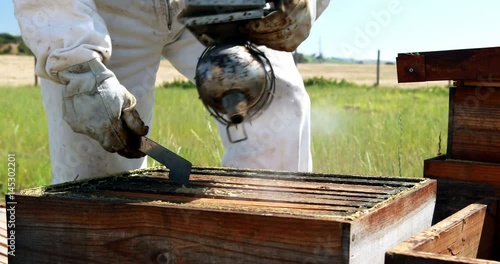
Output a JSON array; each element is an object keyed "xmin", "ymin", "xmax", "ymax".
[{"xmin": 311, "ymin": 104, "xmax": 341, "ymax": 136}]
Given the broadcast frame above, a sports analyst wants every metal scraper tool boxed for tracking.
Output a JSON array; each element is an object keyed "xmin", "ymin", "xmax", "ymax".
[{"xmin": 138, "ymin": 136, "xmax": 192, "ymax": 185}]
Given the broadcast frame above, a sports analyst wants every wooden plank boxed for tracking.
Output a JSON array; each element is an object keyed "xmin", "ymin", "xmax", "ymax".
[
  {"xmin": 12, "ymin": 195, "xmax": 346, "ymax": 264},
  {"xmin": 348, "ymin": 180, "xmax": 436, "ymax": 264},
  {"xmin": 449, "ymin": 87, "xmax": 500, "ymax": 163},
  {"xmin": 385, "ymin": 203, "xmax": 498, "ymax": 264},
  {"xmin": 396, "ymin": 47, "xmax": 500, "ymax": 83},
  {"xmin": 100, "ymin": 190, "xmax": 363, "ymax": 214},
  {"xmin": 396, "ymin": 52, "xmax": 426, "ymax": 83},
  {"xmin": 405, "ymin": 204, "xmax": 486, "ymax": 256},
  {"xmin": 424, "ymin": 156, "xmax": 500, "ymax": 186},
  {"xmin": 424, "ymin": 156, "xmax": 500, "ymax": 223},
  {"xmin": 386, "ymin": 250, "xmax": 498, "ymax": 264},
  {"xmin": 110, "ymin": 174, "xmax": 398, "ymax": 199},
  {"xmin": 455, "ymin": 81, "xmax": 500, "ymax": 87},
  {"xmin": 418, "ymin": 157, "xmax": 500, "ymax": 253},
  {"xmin": 9, "ymin": 166, "xmax": 435, "ymax": 263},
  {"xmin": 185, "ymin": 175, "xmax": 396, "ymax": 195},
  {"xmin": 187, "ymin": 167, "xmax": 422, "ymax": 187}
]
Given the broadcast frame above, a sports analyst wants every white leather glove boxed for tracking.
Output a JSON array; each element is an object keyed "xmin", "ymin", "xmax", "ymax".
[
  {"xmin": 58, "ymin": 58, "xmax": 149, "ymax": 158},
  {"xmin": 242, "ymin": 0, "xmax": 316, "ymax": 52}
]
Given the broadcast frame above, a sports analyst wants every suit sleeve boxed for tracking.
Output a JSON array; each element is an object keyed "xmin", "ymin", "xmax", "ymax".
[{"xmin": 13, "ymin": 0, "xmax": 111, "ymax": 84}]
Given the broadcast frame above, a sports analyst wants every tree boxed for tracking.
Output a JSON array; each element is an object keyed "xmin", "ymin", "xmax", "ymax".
[
  {"xmin": 18, "ymin": 41, "xmax": 33, "ymax": 55},
  {"xmin": 293, "ymin": 52, "xmax": 309, "ymax": 64},
  {"xmin": 0, "ymin": 33, "xmax": 17, "ymax": 44},
  {"xmin": 0, "ymin": 33, "xmax": 33, "ymax": 55}
]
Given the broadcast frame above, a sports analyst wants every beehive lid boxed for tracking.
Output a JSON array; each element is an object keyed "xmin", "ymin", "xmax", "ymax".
[{"xmin": 21, "ymin": 166, "xmax": 428, "ymax": 220}]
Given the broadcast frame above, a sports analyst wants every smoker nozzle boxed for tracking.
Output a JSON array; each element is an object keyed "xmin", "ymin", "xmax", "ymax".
[{"xmin": 221, "ymin": 92, "xmax": 248, "ymax": 124}]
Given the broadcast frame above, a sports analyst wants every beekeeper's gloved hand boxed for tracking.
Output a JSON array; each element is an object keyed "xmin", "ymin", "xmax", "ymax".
[
  {"xmin": 58, "ymin": 58, "xmax": 149, "ymax": 158},
  {"xmin": 242, "ymin": 0, "xmax": 316, "ymax": 52}
]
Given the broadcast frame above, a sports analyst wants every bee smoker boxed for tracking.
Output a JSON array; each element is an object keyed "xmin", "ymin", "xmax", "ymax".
[{"xmin": 179, "ymin": 0, "xmax": 278, "ymax": 142}]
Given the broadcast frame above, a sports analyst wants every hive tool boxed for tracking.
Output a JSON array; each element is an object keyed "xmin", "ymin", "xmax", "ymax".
[{"xmin": 138, "ymin": 136, "xmax": 192, "ymax": 185}]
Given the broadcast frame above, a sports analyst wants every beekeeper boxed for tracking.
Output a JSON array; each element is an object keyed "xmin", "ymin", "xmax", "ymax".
[{"xmin": 14, "ymin": 0, "xmax": 330, "ymax": 184}]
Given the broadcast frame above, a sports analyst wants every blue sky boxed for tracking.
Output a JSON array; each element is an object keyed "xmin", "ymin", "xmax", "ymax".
[{"xmin": 2, "ymin": 0, "xmax": 500, "ymax": 61}]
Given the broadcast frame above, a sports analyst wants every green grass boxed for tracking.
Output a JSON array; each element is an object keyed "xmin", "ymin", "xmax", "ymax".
[
  {"xmin": 0, "ymin": 80, "xmax": 449, "ymax": 198},
  {"xmin": 1, "ymin": 86, "xmax": 51, "ymax": 196},
  {"xmin": 309, "ymin": 81, "xmax": 448, "ymax": 176}
]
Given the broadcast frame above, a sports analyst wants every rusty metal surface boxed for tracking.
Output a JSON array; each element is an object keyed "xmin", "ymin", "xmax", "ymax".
[
  {"xmin": 179, "ymin": 0, "xmax": 274, "ymax": 45},
  {"xmin": 184, "ymin": 0, "xmax": 265, "ymax": 7},
  {"xmin": 181, "ymin": 0, "xmax": 267, "ymax": 23},
  {"xmin": 183, "ymin": 10, "xmax": 264, "ymax": 26}
]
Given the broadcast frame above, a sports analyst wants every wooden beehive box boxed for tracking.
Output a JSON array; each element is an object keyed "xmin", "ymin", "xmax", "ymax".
[
  {"xmin": 397, "ymin": 47, "xmax": 500, "ymax": 168},
  {"xmin": 397, "ymin": 46, "xmax": 500, "ymax": 221},
  {"xmin": 386, "ymin": 200, "xmax": 499, "ymax": 263},
  {"xmin": 7, "ymin": 167, "xmax": 435, "ymax": 264},
  {"xmin": 392, "ymin": 47, "xmax": 500, "ymax": 263}
]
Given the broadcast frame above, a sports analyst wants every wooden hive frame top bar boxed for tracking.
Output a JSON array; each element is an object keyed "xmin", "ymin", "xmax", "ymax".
[{"xmin": 21, "ymin": 166, "xmax": 428, "ymax": 220}]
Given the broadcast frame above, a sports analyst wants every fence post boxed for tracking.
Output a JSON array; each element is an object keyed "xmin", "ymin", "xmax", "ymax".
[
  {"xmin": 34, "ymin": 56, "xmax": 38, "ymax": 86},
  {"xmin": 376, "ymin": 50, "xmax": 380, "ymax": 86}
]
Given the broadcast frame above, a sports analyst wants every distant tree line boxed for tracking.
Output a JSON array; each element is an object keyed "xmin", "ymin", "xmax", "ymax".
[
  {"xmin": 293, "ymin": 52, "xmax": 327, "ymax": 64},
  {"xmin": 0, "ymin": 33, "xmax": 33, "ymax": 55},
  {"xmin": 0, "ymin": 32, "xmax": 396, "ymax": 65}
]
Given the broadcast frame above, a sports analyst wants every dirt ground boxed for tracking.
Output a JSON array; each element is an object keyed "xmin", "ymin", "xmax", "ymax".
[{"xmin": 0, "ymin": 55, "xmax": 447, "ymax": 88}]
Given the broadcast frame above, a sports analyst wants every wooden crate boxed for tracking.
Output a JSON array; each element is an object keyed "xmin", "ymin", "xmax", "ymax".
[
  {"xmin": 7, "ymin": 167, "xmax": 436, "ymax": 264},
  {"xmin": 398, "ymin": 47, "xmax": 500, "ymax": 164},
  {"xmin": 386, "ymin": 201, "xmax": 500, "ymax": 263},
  {"xmin": 396, "ymin": 47, "xmax": 500, "ymax": 208},
  {"xmin": 393, "ymin": 47, "xmax": 500, "ymax": 263}
]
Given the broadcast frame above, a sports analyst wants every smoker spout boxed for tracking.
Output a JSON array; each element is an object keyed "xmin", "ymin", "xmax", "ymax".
[{"xmin": 221, "ymin": 92, "xmax": 248, "ymax": 124}]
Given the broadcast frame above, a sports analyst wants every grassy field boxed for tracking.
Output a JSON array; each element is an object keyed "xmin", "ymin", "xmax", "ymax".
[{"xmin": 0, "ymin": 79, "xmax": 449, "ymax": 198}]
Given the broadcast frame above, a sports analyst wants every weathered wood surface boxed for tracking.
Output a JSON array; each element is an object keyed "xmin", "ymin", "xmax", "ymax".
[
  {"xmin": 8, "ymin": 167, "xmax": 435, "ymax": 264},
  {"xmin": 454, "ymin": 81, "xmax": 500, "ymax": 88},
  {"xmin": 386, "ymin": 202, "xmax": 499, "ymax": 264},
  {"xmin": 397, "ymin": 47, "xmax": 500, "ymax": 83},
  {"xmin": 423, "ymin": 156, "xmax": 500, "ymax": 224},
  {"xmin": 424, "ymin": 155, "xmax": 498, "ymax": 222},
  {"xmin": 347, "ymin": 176, "xmax": 436, "ymax": 264},
  {"xmin": 424, "ymin": 156, "xmax": 500, "ymax": 186},
  {"xmin": 431, "ymin": 178, "xmax": 499, "ymax": 223},
  {"xmin": 447, "ymin": 87, "xmax": 500, "ymax": 163},
  {"xmin": 389, "ymin": 203, "xmax": 486, "ymax": 256},
  {"xmin": 0, "ymin": 207, "xmax": 7, "ymax": 264},
  {"xmin": 386, "ymin": 251, "xmax": 499, "ymax": 264}
]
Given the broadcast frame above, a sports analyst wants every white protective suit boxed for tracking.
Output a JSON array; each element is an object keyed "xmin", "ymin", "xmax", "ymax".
[{"xmin": 14, "ymin": 0, "xmax": 330, "ymax": 184}]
